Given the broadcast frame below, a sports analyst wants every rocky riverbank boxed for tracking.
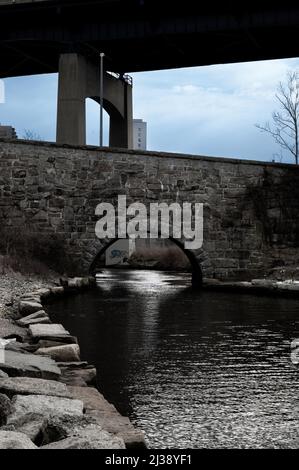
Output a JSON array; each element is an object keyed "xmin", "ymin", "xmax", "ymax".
[
  {"xmin": 0, "ymin": 274, "xmax": 145, "ymax": 449},
  {"xmin": 0, "ymin": 273, "xmax": 59, "ymax": 320},
  {"xmin": 203, "ymin": 278, "xmax": 299, "ymax": 298}
]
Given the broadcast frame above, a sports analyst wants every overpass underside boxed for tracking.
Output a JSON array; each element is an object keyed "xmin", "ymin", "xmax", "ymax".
[
  {"xmin": 1, "ymin": 2, "xmax": 299, "ymax": 148},
  {"xmin": 0, "ymin": 2, "xmax": 299, "ymax": 78}
]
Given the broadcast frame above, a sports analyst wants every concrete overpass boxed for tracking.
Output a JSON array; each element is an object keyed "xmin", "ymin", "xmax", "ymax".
[
  {"xmin": 1, "ymin": 1, "xmax": 299, "ymax": 147},
  {"xmin": 0, "ymin": 1, "xmax": 299, "ymax": 77}
]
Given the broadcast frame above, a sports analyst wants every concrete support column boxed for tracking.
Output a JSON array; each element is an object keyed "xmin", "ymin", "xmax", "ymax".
[
  {"xmin": 56, "ymin": 53, "xmax": 133, "ymax": 149},
  {"xmin": 56, "ymin": 54, "xmax": 86, "ymax": 146},
  {"xmin": 109, "ymin": 81, "xmax": 133, "ymax": 148}
]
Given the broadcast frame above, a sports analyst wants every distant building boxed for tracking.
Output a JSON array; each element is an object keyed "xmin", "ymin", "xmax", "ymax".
[
  {"xmin": 0, "ymin": 125, "xmax": 17, "ymax": 139},
  {"xmin": 133, "ymin": 119, "xmax": 147, "ymax": 150}
]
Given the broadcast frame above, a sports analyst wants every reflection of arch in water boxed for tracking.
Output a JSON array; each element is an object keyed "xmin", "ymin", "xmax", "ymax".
[{"xmin": 89, "ymin": 237, "xmax": 205, "ymax": 289}]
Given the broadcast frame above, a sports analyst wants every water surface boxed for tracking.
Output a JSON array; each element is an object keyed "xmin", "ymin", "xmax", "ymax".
[{"xmin": 49, "ymin": 270, "xmax": 299, "ymax": 448}]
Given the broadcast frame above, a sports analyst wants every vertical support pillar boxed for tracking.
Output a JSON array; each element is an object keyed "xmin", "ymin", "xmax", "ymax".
[
  {"xmin": 56, "ymin": 53, "xmax": 133, "ymax": 149},
  {"xmin": 109, "ymin": 80, "xmax": 133, "ymax": 149},
  {"xmin": 56, "ymin": 53, "xmax": 86, "ymax": 146}
]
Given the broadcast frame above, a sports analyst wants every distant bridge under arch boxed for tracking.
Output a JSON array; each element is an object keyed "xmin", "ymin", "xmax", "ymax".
[{"xmin": 89, "ymin": 236, "xmax": 205, "ymax": 289}]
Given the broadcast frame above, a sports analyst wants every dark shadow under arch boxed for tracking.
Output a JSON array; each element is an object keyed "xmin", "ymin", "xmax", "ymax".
[{"xmin": 89, "ymin": 237, "xmax": 203, "ymax": 289}]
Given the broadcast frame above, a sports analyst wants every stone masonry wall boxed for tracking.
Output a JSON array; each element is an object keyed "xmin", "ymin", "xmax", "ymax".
[{"xmin": 0, "ymin": 139, "xmax": 299, "ymax": 280}]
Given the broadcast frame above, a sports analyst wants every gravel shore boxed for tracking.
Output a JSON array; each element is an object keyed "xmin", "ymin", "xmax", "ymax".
[{"xmin": 0, "ymin": 273, "xmax": 58, "ymax": 319}]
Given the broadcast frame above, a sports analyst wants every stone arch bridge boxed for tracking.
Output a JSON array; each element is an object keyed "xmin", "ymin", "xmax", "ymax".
[{"xmin": 0, "ymin": 139, "xmax": 299, "ymax": 287}]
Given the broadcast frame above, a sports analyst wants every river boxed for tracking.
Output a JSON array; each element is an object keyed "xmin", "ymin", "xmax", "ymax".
[{"xmin": 49, "ymin": 269, "xmax": 299, "ymax": 448}]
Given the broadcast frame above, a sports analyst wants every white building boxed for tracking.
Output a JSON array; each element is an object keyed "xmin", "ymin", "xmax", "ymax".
[{"xmin": 133, "ymin": 119, "xmax": 147, "ymax": 150}]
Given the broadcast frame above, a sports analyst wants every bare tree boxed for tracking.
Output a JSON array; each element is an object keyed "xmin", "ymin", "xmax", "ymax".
[
  {"xmin": 22, "ymin": 129, "xmax": 42, "ymax": 141},
  {"xmin": 256, "ymin": 71, "xmax": 299, "ymax": 165}
]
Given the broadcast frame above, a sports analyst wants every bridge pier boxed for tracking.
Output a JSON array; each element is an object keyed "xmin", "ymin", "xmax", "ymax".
[{"xmin": 56, "ymin": 53, "xmax": 133, "ymax": 148}]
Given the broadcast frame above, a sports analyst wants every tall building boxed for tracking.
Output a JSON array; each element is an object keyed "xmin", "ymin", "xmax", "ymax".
[
  {"xmin": 133, "ymin": 119, "xmax": 147, "ymax": 150},
  {"xmin": 0, "ymin": 125, "xmax": 17, "ymax": 139}
]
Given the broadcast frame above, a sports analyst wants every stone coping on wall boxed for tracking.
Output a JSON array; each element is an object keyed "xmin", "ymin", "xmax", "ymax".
[{"xmin": 1, "ymin": 137, "xmax": 299, "ymax": 170}]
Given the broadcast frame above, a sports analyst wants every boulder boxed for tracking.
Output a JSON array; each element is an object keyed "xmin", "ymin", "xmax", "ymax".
[
  {"xmin": 0, "ymin": 431, "xmax": 37, "ymax": 449},
  {"xmin": 16, "ymin": 310, "xmax": 49, "ymax": 327},
  {"xmin": 0, "ymin": 393, "xmax": 12, "ymax": 426},
  {"xmin": 40, "ymin": 431, "xmax": 125, "ymax": 449},
  {"xmin": 4, "ymin": 341, "xmax": 38, "ymax": 354},
  {"xmin": 59, "ymin": 376, "xmax": 87, "ymax": 387},
  {"xmin": 29, "ymin": 323, "xmax": 71, "ymax": 341},
  {"xmin": 18, "ymin": 317, "xmax": 51, "ymax": 327},
  {"xmin": 87, "ymin": 409, "xmax": 146, "ymax": 448},
  {"xmin": 10, "ymin": 395, "xmax": 83, "ymax": 423},
  {"xmin": 33, "ymin": 288, "xmax": 52, "ymax": 300},
  {"xmin": 0, "ymin": 319, "xmax": 28, "ymax": 341},
  {"xmin": 35, "ymin": 344, "xmax": 80, "ymax": 362},
  {"xmin": 67, "ymin": 278, "xmax": 84, "ymax": 289},
  {"xmin": 0, "ymin": 350, "xmax": 61, "ymax": 380},
  {"xmin": 41, "ymin": 415, "xmax": 125, "ymax": 449},
  {"xmin": 59, "ymin": 364, "xmax": 97, "ymax": 386},
  {"xmin": 18, "ymin": 301, "xmax": 44, "ymax": 317},
  {"xmin": 37, "ymin": 338, "xmax": 78, "ymax": 349},
  {"xmin": 3, "ymin": 413, "xmax": 48, "ymax": 443},
  {"xmin": 67, "ymin": 386, "xmax": 115, "ymax": 412},
  {"xmin": 0, "ymin": 370, "xmax": 8, "ymax": 378},
  {"xmin": 50, "ymin": 287, "xmax": 64, "ymax": 296},
  {"xmin": 68, "ymin": 386, "xmax": 146, "ymax": 448},
  {"xmin": 277, "ymin": 282, "xmax": 299, "ymax": 292},
  {"xmin": 0, "ymin": 377, "xmax": 71, "ymax": 399},
  {"xmin": 251, "ymin": 279, "xmax": 277, "ymax": 289}
]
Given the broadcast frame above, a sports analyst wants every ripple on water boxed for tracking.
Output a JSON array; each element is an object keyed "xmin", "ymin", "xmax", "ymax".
[{"xmin": 49, "ymin": 270, "xmax": 299, "ymax": 449}]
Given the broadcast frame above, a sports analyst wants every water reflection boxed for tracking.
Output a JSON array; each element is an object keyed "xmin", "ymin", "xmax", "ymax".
[{"xmin": 49, "ymin": 270, "xmax": 299, "ymax": 448}]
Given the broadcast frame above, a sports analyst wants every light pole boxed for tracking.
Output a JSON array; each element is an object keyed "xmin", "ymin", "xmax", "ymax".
[{"xmin": 99, "ymin": 52, "xmax": 105, "ymax": 147}]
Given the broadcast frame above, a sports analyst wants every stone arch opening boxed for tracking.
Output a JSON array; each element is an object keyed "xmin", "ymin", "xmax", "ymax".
[{"xmin": 88, "ymin": 237, "xmax": 203, "ymax": 289}]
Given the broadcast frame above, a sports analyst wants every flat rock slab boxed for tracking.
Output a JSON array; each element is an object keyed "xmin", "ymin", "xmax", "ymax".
[
  {"xmin": 10, "ymin": 394, "xmax": 83, "ymax": 421},
  {"xmin": 40, "ymin": 430, "xmax": 125, "ymax": 449},
  {"xmin": 18, "ymin": 317, "xmax": 51, "ymax": 327},
  {"xmin": 0, "ymin": 319, "xmax": 27, "ymax": 341},
  {"xmin": 68, "ymin": 386, "xmax": 146, "ymax": 448},
  {"xmin": 29, "ymin": 323, "xmax": 70, "ymax": 340},
  {"xmin": 0, "ymin": 377, "xmax": 71, "ymax": 399},
  {"xmin": 37, "ymin": 338, "xmax": 78, "ymax": 349},
  {"xmin": 19, "ymin": 301, "xmax": 44, "ymax": 317},
  {"xmin": 0, "ymin": 350, "xmax": 61, "ymax": 380},
  {"xmin": 5, "ymin": 341, "xmax": 38, "ymax": 354},
  {"xmin": 0, "ymin": 430, "xmax": 37, "ymax": 449},
  {"xmin": 60, "ymin": 364, "xmax": 97, "ymax": 386},
  {"xmin": 41, "ymin": 415, "xmax": 125, "ymax": 449},
  {"xmin": 16, "ymin": 310, "xmax": 50, "ymax": 327},
  {"xmin": 67, "ymin": 386, "xmax": 116, "ymax": 412},
  {"xmin": 35, "ymin": 344, "xmax": 80, "ymax": 362},
  {"xmin": 3, "ymin": 412, "xmax": 48, "ymax": 442}
]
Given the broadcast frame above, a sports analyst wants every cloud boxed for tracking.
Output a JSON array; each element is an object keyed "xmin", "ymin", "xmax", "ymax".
[
  {"xmin": 1, "ymin": 57, "xmax": 299, "ymax": 163},
  {"xmin": 132, "ymin": 58, "xmax": 299, "ymax": 162}
]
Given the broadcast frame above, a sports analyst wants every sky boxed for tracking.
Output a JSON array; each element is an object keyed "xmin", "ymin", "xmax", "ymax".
[{"xmin": 1, "ymin": 57, "xmax": 299, "ymax": 164}]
